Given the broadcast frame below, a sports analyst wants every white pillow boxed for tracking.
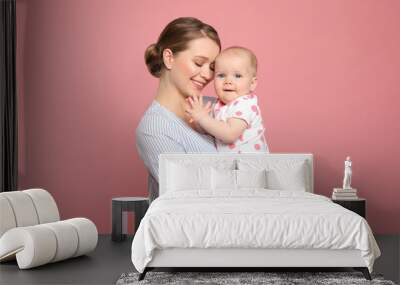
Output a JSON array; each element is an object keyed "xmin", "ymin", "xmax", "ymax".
[
  {"xmin": 211, "ymin": 168, "xmax": 236, "ymax": 190},
  {"xmin": 166, "ymin": 162, "xmax": 211, "ymax": 191},
  {"xmin": 266, "ymin": 163, "xmax": 307, "ymax": 191},
  {"xmin": 238, "ymin": 159, "xmax": 308, "ymax": 191},
  {"xmin": 237, "ymin": 169, "xmax": 268, "ymax": 189}
]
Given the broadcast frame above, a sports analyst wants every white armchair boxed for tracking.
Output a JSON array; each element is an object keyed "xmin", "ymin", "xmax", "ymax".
[{"xmin": 0, "ymin": 189, "xmax": 98, "ymax": 269}]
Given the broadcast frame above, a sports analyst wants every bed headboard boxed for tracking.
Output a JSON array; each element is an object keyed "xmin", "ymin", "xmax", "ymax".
[{"xmin": 159, "ymin": 153, "xmax": 314, "ymax": 196}]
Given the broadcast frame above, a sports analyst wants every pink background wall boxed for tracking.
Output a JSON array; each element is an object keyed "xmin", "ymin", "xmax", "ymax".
[{"xmin": 16, "ymin": 0, "xmax": 400, "ymax": 234}]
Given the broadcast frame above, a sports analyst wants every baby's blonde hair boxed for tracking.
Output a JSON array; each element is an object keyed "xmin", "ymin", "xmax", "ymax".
[{"xmin": 218, "ymin": 46, "xmax": 257, "ymax": 75}]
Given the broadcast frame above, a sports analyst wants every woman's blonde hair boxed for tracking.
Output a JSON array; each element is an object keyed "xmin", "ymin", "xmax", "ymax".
[{"xmin": 144, "ymin": 17, "xmax": 221, "ymax": 78}]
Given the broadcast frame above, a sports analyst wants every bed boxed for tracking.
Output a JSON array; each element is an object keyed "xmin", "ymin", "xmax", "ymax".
[{"xmin": 131, "ymin": 153, "xmax": 380, "ymax": 280}]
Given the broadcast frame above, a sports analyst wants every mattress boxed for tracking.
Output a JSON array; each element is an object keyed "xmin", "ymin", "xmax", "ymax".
[{"xmin": 131, "ymin": 189, "xmax": 380, "ymax": 273}]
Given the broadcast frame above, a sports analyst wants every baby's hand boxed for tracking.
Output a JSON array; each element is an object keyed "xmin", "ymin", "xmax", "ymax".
[{"xmin": 185, "ymin": 95, "xmax": 212, "ymax": 123}]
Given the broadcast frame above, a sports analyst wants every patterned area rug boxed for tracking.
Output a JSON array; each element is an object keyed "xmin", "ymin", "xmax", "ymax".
[{"xmin": 116, "ymin": 271, "xmax": 396, "ymax": 285}]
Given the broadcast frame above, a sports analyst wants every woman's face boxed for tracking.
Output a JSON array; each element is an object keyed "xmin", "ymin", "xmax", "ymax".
[{"xmin": 168, "ymin": 37, "xmax": 220, "ymax": 98}]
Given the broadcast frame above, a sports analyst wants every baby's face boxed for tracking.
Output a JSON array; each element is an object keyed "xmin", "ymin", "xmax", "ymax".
[{"xmin": 214, "ymin": 52, "xmax": 257, "ymax": 104}]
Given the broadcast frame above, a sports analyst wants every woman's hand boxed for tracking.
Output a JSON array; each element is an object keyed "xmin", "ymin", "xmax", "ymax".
[{"xmin": 185, "ymin": 95, "xmax": 212, "ymax": 123}]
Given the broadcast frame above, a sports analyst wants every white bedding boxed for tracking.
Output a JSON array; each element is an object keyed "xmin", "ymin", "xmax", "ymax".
[{"xmin": 131, "ymin": 190, "xmax": 380, "ymax": 273}]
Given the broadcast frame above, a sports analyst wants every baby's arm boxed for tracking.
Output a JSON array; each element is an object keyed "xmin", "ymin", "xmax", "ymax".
[
  {"xmin": 185, "ymin": 95, "xmax": 247, "ymax": 144},
  {"xmin": 198, "ymin": 116, "xmax": 247, "ymax": 144},
  {"xmin": 189, "ymin": 119, "xmax": 206, "ymax": 134}
]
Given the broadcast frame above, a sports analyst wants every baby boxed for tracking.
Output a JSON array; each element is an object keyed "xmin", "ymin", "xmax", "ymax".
[{"xmin": 186, "ymin": 46, "xmax": 268, "ymax": 153}]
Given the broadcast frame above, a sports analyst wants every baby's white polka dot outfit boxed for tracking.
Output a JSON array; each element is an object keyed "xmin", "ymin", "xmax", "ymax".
[{"xmin": 213, "ymin": 94, "xmax": 268, "ymax": 153}]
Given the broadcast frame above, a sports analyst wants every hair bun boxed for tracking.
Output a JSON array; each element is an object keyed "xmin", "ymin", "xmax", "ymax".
[
  {"xmin": 144, "ymin": 43, "xmax": 163, "ymax": 78},
  {"xmin": 144, "ymin": 17, "xmax": 221, "ymax": 78}
]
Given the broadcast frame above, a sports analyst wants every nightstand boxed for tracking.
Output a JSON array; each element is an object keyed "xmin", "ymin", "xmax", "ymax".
[
  {"xmin": 332, "ymin": 198, "xmax": 366, "ymax": 218},
  {"xmin": 111, "ymin": 197, "xmax": 149, "ymax": 241}
]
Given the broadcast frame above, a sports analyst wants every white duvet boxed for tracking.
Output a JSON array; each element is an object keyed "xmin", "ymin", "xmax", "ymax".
[{"xmin": 131, "ymin": 190, "xmax": 380, "ymax": 273}]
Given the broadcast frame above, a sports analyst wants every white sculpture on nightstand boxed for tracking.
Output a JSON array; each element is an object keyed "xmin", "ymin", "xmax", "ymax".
[{"xmin": 343, "ymin": 156, "xmax": 352, "ymax": 189}]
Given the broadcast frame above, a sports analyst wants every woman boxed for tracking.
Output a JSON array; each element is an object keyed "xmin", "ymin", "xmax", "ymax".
[{"xmin": 136, "ymin": 17, "xmax": 221, "ymax": 202}]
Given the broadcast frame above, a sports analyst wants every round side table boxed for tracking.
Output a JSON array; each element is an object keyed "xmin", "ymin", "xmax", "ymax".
[{"xmin": 111, "ymin": 197, "xmax": 149, "ymax": 242}]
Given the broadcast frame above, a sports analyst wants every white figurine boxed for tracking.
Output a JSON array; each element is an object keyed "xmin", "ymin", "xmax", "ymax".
[{"xmin": 343, "ymin": 156, "xmax": 352, "ymax": 189}]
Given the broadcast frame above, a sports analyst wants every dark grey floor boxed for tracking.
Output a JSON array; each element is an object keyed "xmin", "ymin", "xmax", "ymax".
[
  {"xmin": 375, "ymin": 235, "xmax": 400, "ymax": 284},
  {"xmin": 0, "ymin": 235, "xmax": 399, "ymax": 285}
]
